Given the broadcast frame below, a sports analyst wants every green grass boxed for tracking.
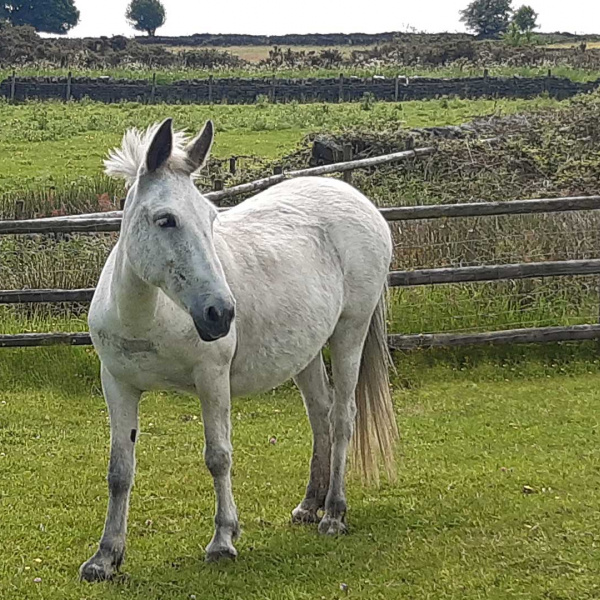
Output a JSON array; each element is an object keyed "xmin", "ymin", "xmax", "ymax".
[
  {"xmin": 2, "ymin": 345, "xmax": 600, "ymax": 598},
  {"xmin": 0, "ymin": 96, "xmax": 559, "ymax": 194}
]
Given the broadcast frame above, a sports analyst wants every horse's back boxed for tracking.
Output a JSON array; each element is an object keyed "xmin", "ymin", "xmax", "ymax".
[
  {"xmin": 220, "ymin": 176, "xmax": 391, "ymax": 274},
  {"xmin": 217, "ymin": 177, "xmax": 391, "ymax": 395}
]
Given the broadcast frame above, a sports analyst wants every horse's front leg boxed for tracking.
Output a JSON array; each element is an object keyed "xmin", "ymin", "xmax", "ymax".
[
  {"xmin": 80, "ymin": 367, "xmax": 141, "ymax": 581},
  {"xmin": 196, "ymin": 366, "xmax": 239, "ymax": 562}
]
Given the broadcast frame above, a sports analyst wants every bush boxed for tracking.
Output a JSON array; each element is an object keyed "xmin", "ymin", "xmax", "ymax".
[{"xmin": 0, "ymin": 24, "xmax": 247, "ymax": 69}]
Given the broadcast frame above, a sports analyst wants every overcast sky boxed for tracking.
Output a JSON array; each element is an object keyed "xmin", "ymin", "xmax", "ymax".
[{"xmin": 67, "ymin": 0, "xmax": 599, "ymax": 38}]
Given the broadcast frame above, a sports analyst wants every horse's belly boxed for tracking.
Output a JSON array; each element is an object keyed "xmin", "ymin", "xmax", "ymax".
[
  {"xmin": 229, "ymin": 331, "xmax": 331, "ymax": 397},
  {"xmin": 229, "ymin": 285, "xmax": 343, "ymax": 396}
]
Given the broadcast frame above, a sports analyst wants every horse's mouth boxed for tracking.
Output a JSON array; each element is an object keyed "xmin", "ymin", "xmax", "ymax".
[{"xmin": 193, "ymin": 319, "xmax": 232, "ymax": 343}]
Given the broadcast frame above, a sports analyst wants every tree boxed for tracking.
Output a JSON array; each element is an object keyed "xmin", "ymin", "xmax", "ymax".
[
  {"xmin": 1, "ymin": 0, "xmax": 80, "ymax": 34},
  {"xmin": 460, "ymin": 0, "xmax": 513, "ymax": 38},
  {"xmin": 126, "ymin": 0, "xmax": 166, "ymax": 37},
  {"xmin": 512, "ymin": 5, "xmax": 538, "ymax": 34}
]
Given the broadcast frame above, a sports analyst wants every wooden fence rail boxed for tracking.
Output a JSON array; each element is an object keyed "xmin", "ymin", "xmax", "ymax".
[
  {"xmin": 5, "ymin": 259, "xmax": 600, "ymax": 304},
  {"xmin": 388, "ymin": 259, "xmax": 600, "ymax": 287},
  {"xmin": 4, "ymin": 324, "xmax": 600, "ymax": 350},
  {"xmin": 388, "ymin": 324, "xmax": 600, "ymax": 351},
  {"xmin": 3, "ymin": 194, "xmax": 600, "ymax": 235},
  {"xmin": 0, "ymin": 332, "xmax": 91, "ymax": 348}
]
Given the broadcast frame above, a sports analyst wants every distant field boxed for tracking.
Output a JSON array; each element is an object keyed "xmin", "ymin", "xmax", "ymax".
[
  {"xmin": 163, "ymin": 45, "xmax": 373, "ymax": 62},
  {"xmin": 0, "ymin": 96, "xmax": 559, "ymax": 196},
  {"xmin": 548, "ymin": 41, "xmax": 600, "ymax": 49}
]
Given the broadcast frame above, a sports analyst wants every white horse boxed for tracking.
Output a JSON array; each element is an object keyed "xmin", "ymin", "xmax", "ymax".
[{"xmin": 79, "ymin": 118, "xmax": 398, "ymax": 581}]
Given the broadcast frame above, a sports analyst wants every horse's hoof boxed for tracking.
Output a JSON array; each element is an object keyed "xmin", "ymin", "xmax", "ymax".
[
  {"xmin": 318, "ymin": 515, "xmax": 348, "ymax": 536},
  {"xmin": 205, "ymin": 543, "xmax": 238, "ymax": 563},
  {"xmin": 79, "ymin": 557, "xmax": 116, "ymax": 582},
  {"xmin": 291, "ymin": 505, "xmax": 321, "ymax": 524}
]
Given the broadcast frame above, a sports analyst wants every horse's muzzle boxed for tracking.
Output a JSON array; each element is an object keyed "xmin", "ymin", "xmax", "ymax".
[{"xmin": 191, "ymin": 299, "xmax": 235, "ymax": 342}]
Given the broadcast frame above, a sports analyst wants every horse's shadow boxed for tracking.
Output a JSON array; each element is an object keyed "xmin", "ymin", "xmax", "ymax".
[{"xmin": 101, "ymin": 501, "xmax": 416, "ymax": 596}]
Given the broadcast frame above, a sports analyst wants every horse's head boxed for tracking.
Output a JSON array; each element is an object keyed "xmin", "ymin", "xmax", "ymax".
[{"xmin": 105, "ymin": 118, "xmax": 235, "ymax": 342}]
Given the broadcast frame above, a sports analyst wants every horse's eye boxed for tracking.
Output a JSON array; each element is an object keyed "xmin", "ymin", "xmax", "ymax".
[{"xmin": 155, "ymin": 214, "xmax": 178, "ymax": 229}]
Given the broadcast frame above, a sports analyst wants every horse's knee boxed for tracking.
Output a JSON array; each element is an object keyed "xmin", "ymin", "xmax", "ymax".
[
  {"xmin": 107, "ymin": 452, "xmax": 134, "ymax": 496},
  {"xmin": 205, "ymin": 445, "xmax": 232, "ymax": 478},
  {"xmin": 329, "ymin": 397, "xmax": 357, "ymax": 441}
]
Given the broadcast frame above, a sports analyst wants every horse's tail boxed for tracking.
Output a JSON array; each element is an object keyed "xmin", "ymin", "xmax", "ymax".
[{"xmin": 352, "ymin": 285, "xmax": 399, "ymax": 484}]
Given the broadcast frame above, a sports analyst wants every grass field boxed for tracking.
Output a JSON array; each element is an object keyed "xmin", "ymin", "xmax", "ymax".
[
  {"xmin": 2, "ymin": 58, "xmax": 600, "ymax": 599},
  {"xmin": 2, "ymin": 345, "xmax": 600, "ymax": 599},
  {"xmin": 163, "ymin": 45, "xmax": 373, "ymax": 62},
  {"xmin": 0, "ymin": 96, "xmax": 559, "ymax": 195}
]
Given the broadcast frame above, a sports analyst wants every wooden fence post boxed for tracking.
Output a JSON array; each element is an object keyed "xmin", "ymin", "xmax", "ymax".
[
  {"xmin": 338, "ymin": 73, "xmax": 344, "ymax": 103},
  {"xmin": 10, "ymin": 70, "xmax": 16, "ymax": 103},
  {"xmin": 208, "ymin": 75, "xmax": 213, "ymax": 104},
  {"xmin": 14, "ymin": 200, "xmax": 24, "ymax": 220},
  {"xmin": 270, "ymin": 76, "xmax": 276, "ymax": 103},
  {"xmin": 66, "ymin": 71, "xmax": 72, "ymax": 101},
  {"xmin": 213, "ymin": 178, "xmax": 223, "ymax": 191},
  {"xmin": 150, "ymin": 72, "xmax": 157, "ymax": 103},
  {"xmin": 394, "ymin": 76, "xmax": 399, "ymax": 102},
  {"xmin": 273, "ymin": 165, "xmax": 283, "ymax": 175},
  {"xmin": 229, "ymin": 157, "xmax": 237, "ymax": 175},
  {"xmin": 342, "ymin": 143, "xmax": 352, "ymax": 184}
]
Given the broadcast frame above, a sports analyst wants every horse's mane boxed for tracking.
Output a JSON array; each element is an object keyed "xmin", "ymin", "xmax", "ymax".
[{"xmin": 104, "ymin": 122, "xmax": 191, "ymax": 186}]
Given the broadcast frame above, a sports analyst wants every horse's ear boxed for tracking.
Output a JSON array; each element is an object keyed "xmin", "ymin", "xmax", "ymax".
[
  {"xmin": 185, "ymin": 120, "xmax": 214, "ymax": 173},
  {"xmin": 146, "ymin": 118, "xmax": 173, "ymax": 173}
]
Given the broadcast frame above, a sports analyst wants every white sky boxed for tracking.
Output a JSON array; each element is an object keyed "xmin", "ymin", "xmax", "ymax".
[{"xmin": 66, "ymin": 0, "xmax": 599, "ymax": 38}]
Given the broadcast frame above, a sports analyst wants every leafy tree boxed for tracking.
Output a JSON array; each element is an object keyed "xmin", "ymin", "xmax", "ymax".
[
  {"xmin": 503, "ymin": 21, "xmax": 523, "ymax": 46},
  {"xmin": 1, "ymin": 0, "xmax": 80, "ymax": 34},
  {"xmin": 512, "ymin": 5, "xmax": 538, "ymax": 34},
  {"xmin": 460, "ymin": 0, "xmax": 513, "ymax": 38},
  {"xmin": 126, "ymin": 0, "xmax": 166, "ymax": 37}
]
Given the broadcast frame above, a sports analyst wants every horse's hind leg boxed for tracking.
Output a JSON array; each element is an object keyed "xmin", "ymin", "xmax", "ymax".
[
  {"xmin": 80, "ymin": 367, "xmax": 141, "ymax": 581},
  {"xmin": 319, "ymin": 316, "xmax": 370, "ymax": 535},
  {"xmin": 292, "ymin": 353, "xmax": 333, "ymax": 524}
]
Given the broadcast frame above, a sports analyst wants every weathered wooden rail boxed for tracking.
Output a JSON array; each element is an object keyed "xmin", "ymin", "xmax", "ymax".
[
  {"xmin": 5, "ymin": 259, "xmax": 600, "ymax": 305},
  {"xmin": 3, "ymin": 166, "xmax": 600, "ymax": 349},
  {"xmin": 2, "ymin": 194, "xmax": 600, "ymax": 235}
]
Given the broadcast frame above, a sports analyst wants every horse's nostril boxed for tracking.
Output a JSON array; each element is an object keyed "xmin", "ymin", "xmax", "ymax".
[{"xmin": 206, "ymin": 305, "xmax": 220, "ymax": 323}]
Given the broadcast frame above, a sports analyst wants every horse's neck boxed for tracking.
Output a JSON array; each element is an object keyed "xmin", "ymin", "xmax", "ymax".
[{"xmin": 111, "ymin": 241, "xmax": 159, "ymax": 327}]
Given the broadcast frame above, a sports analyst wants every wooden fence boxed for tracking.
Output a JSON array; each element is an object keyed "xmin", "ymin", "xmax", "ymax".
[{"xmin": 2, "ymin": 151, "xmax": 600, "ymax": 350}]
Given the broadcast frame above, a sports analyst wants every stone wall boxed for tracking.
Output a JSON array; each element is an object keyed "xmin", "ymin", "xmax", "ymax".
[
  {"xmin": 1, "ymin": 75, "xmax": 598, "ymax": 104},
  {"xmin": 133, "ymin": 32, "xmax": 460, "ymax": 47}
]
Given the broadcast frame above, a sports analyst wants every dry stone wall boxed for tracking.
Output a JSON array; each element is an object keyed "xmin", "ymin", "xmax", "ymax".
[{"xmin": 1, "ymin": 75, "xmax": 598, "ymax": 104}]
